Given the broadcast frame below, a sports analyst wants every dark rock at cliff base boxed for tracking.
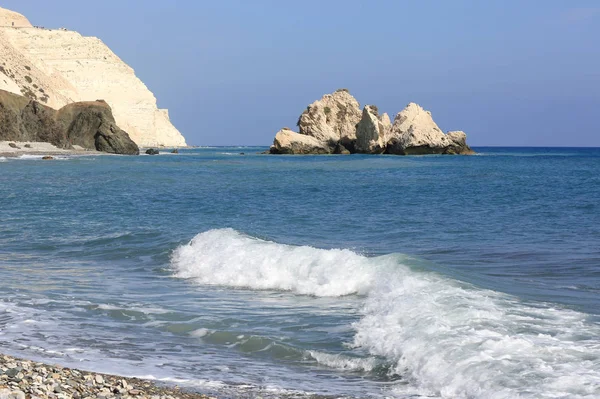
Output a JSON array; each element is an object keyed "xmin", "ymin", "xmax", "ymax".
[
  {"xmin": 42, "ymin": 156, "xmax": 54, "ymax": 160},
  {"xmin": 0, "ymin": 89, "xmax": 139, "ymax": 155},
  {"xmin": 171, "ymin": 149, "xmax": 179, "ymax": 154},
  {"xmin": 332, "ymin": 143, "xmax": 351, "ymax": 154},
  {"xmin": 57, "ymin": 101, "xmax": 139, "ymax": 155},
  {"xmin": 145, "ymin": 148, "xmax": 159, "ymax": 155}
]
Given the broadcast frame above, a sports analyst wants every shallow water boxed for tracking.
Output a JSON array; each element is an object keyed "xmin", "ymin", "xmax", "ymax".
[{"xmin": 1, "ymin": 147, "xmax": 599, "ymax": 398}]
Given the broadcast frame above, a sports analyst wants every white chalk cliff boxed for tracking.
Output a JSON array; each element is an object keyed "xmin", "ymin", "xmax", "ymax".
[{"xmin": 0, "ymin": 7, "xmax": 186, "ymax": 147}]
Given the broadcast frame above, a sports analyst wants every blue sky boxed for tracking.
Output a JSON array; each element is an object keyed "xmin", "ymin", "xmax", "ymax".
[{"xmin": 3, "ymin": 0, "xmax": 599, "ymax": 146}]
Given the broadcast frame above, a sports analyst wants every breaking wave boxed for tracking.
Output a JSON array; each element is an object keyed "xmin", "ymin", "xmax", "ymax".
[{"xmin": 171, "ymin": 229, "xmax": 600, "ymax": 398}]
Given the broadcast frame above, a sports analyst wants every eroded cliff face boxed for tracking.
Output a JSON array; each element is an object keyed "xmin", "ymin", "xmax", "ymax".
[{"xmin": 0, "ymin": 7, "xmax": 186, "ymax": 147}]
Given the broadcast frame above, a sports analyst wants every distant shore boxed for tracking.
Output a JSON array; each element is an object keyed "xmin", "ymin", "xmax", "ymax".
[
  {"xmin": 0, "ymin": 141, "xmax": 101, "ymax": 158},
  {"xmin": 0, "ymin": 353, "xmax": 214, "ymax": 399}
]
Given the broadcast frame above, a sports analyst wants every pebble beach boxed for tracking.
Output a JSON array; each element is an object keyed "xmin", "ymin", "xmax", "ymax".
[{"xmin": 0, "ymin": 354, "xmax": 214, "ymax": 399}]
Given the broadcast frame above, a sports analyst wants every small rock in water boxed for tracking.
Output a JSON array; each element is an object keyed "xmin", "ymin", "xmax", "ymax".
[
  {"xmin": 42, "ymin": 156, "xmax": 54, "ymax": 160},
  {"xmin": 171, "ymin": 149, "xmax": 179, "ymax": 154},
  {"xmin": 145, "ymin": 148, "xmax": 159, "ymax": 155}
]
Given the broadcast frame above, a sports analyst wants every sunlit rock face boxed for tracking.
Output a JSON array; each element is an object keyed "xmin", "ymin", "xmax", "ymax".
[
  {"xmin": 270, "ymin": 90, "xmax": 474, "ymax": 156},
  {"xmin": 0, "ymin": 6, "xmax": 187, "ymax": 147}
]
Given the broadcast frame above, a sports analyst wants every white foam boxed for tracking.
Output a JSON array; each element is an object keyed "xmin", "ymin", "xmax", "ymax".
[
  {"xmin": 190, "ymin": 328, "xmax": 211, "ymax": 338},
  {"xmin": 96, "ymin": 303, "xmax": 171, "ymax": 315},
  {"xmin": 16, "ymin": 154, "xmax": 70, "ymax": 161},
  {"xmin": 307, "ymin": 350, "xmax": 379, "ymax": 372},
  {"xmin": 171, "ymin": 228, "xmax": 380, "ymax": 297},
  {"xmin": 171, "ymin": 229, "xmax": 600, "ymax": 398},
  {"xmin": 353, "ymin": 271, "xmax": 600, "ymax": 398}
]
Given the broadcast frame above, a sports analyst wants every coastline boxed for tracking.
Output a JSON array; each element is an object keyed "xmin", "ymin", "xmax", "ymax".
[
  {"xmin": 0, "ymin": 353, "xmax": 214, "ymax": 399},
  {"xmin": 0, "ymin": 141, "xmax": 103, "ymax": 158}
]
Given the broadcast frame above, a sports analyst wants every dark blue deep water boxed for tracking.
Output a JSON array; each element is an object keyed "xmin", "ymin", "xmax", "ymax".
[{"xmin": 1, "ymin": 147, "xmax": 599, "ymax": 398}]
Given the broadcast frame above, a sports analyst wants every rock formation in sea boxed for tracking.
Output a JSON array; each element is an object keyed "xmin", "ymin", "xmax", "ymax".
[
  {"xmin": 270, "ymin": 90, "xmax": 474, "ymax": 155},
  {"xmin": 0, "ymin": 89, "xmax": 139, "ymax": 155},
  {"xmin": 296, "ymin": 88, "xmax": 362, "ymax": 152},
  {"xmin": 0, "ymin": 6, "xmax": 186, "ymax": 148}
]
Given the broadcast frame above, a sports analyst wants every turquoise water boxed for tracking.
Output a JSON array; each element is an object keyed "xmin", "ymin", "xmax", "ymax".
[{"xmin": 1, "ymin": 147, "xmax": 599, "ymax": 398}]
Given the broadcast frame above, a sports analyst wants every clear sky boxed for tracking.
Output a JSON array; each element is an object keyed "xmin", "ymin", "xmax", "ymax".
[{"xmin": 3, "ymin": 0, "xmax": 599, "ymax": 146}]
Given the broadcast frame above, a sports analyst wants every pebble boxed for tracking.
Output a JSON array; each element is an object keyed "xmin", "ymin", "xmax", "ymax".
[{"xmin": 0, "ymin": 354, "xmax": 213, "ymax": 399}]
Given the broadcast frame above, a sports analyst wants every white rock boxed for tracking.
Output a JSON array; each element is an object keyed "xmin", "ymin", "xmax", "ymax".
[
  {"xmin": 0, "ymin": 7, "xmax": 31, "ymax": 27},
  {"xmin": 297, "ymin": 88, "xmax": 361, "ymax": 148},
  {"xmin": 8, "ymin": 391, "xmax": 25, "ymax": 399},
  {"xmin": 387, "ymin": 103, "xmax": 450, "ymax": 154},
  {"xmin": 270, "ymin": 128, "xmax": 330, "ymax": 154},
  {"xmin": 445, "ymin": 130, "xmax": 474, "ymax": 154},
  {"xmin": 355, "ymin": 105, "xmax": 391, "ymax": 153}
]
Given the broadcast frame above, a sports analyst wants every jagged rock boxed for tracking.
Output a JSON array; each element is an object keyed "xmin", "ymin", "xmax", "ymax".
[
  {"xmin": 270, "ymin": 128, "xmax": 329, "ymax": 154},
  {"xmin": 0, "ymin": 91, "xmax": 69, "ymax": 147},
  {"xmin": 269, "ymin": 90, "xmax": 474, "ymax": 156},
  {"xmin": 355, "ymin": 105, "xmax": 391, "ymax": 154},
  {"xmin": 0, "ymin": 89, "xmax": 139, "ymax": 155},
  {"xmin": 57, "ymin": 101, "xmax": 139, "ymax": 155},
  {"xmin": 145, "ymin": 148, "xmax": 159, "ymax": 155},
  {"xmin": 387, "ymin": 103, "xmax": 453, "ymax": 155},
  {"xmin": 445, "ymin": 131, "xmax": 475, "ymax": 154},
  {"xmin": 296, "ymin": 89, "xmax": 361, "ymax": 150}
]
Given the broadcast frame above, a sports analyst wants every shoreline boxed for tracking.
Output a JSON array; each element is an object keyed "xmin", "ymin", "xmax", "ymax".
[
  {"xmin": 0, "ymin": 353, "xmax": 214, "ymax": 399},
  {"xmin": 0, "ymin": 141, "xmax": 102, "ymax": 158}
]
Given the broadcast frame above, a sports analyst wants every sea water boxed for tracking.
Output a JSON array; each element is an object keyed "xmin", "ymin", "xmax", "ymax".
[{"xmin": 0, "ymin": 147, "xmax": 599, "ymax": 398}]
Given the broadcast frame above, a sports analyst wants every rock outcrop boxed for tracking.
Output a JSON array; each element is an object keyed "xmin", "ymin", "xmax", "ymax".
[
  {"xmin": 270, "ymin": 90, "xmax": 474, "ymax": 155},
  {"xmin": 296, "ymin": 89, "xmax": 362, "ymax": 151},
  {"xmin": 0, "ymin": 89, "xmax": 139, "ymax": 154},
  {"xmin": 355, "ymin": 105, "xmax": 391, "ymax": 154},
  {"xmin": 0, "ymin": 6, "xmax": 186, "ymax": 147},
  {"xmin": 386, "ymin": 103, "xmax": 473, "ymax": 155},
  {"xmin": 270, "ymin": 128, "xmax": 329, "ymax": 154}
]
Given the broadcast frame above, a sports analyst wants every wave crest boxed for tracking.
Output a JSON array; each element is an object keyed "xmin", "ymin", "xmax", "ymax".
[
  {"xmin": 171, "ymin": 228, "xmax": 384, "ymax": 297},
  {"xmin": 171, "ymin": 229, "xmax": 600, "ymax": 398}
]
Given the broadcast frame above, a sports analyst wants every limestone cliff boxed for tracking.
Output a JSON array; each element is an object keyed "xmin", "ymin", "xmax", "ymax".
[{"xmin": 0, "ymin": 6, "xmax": 186, "ymax": 147}]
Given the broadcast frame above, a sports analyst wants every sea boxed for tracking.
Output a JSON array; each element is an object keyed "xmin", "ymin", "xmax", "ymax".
[{"xmin": 1, "ymin": 147, "xmax": 599, "ymax": 399}]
